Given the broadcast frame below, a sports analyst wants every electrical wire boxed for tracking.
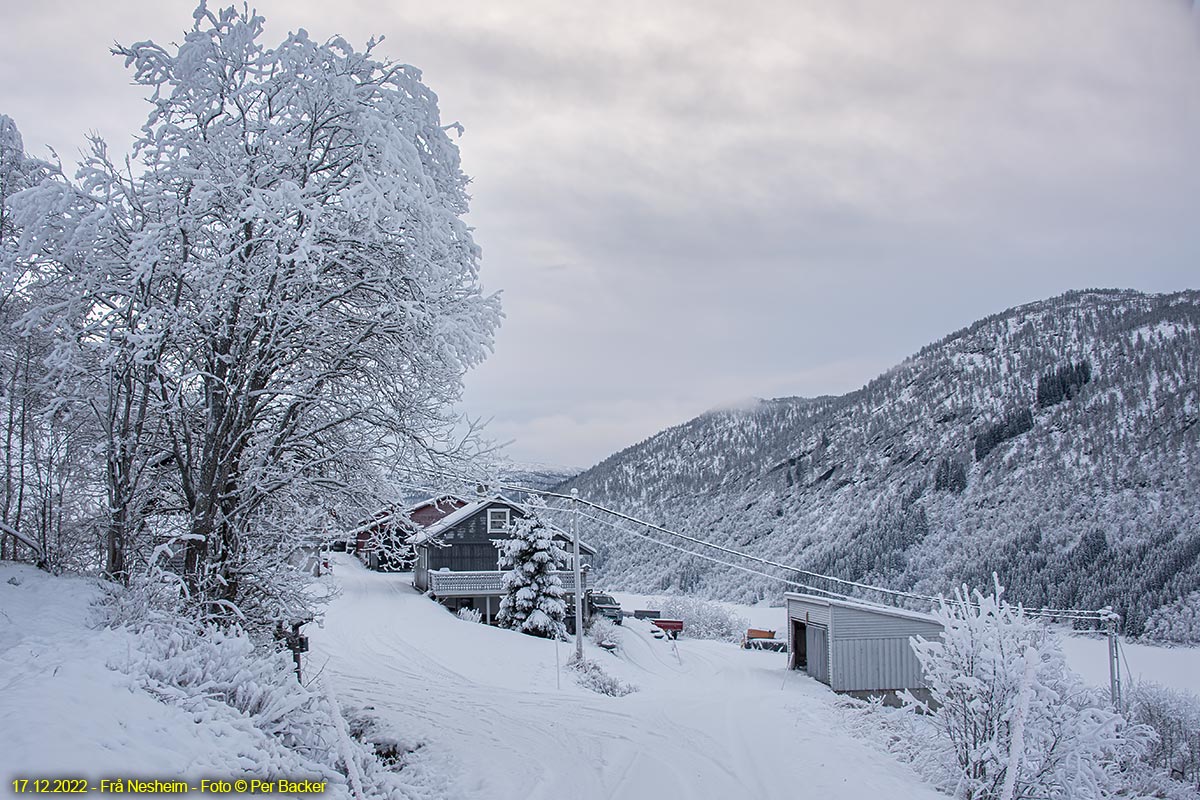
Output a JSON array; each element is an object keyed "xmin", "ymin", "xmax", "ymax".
[{"xmin": 401, "ymin": 468, "xmax": 1115, "ymax": 623}]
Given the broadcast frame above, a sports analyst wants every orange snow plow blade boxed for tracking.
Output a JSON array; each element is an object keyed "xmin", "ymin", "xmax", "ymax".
[{"xmin": 745, "ymin": 628, "xmax": 776, "ymax": 640}]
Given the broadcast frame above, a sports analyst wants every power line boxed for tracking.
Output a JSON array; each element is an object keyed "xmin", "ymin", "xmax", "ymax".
[
  {"xmin": 504, "ymin": 480, "xmax": 1113, "ymax": 622},
  {"xmin": 561, "ymin": 505, "xmax": 1112, "ymax": 622},
  {"xmin": 405, "ymin": 468, "xmax": 1115, "ymax": 623}
]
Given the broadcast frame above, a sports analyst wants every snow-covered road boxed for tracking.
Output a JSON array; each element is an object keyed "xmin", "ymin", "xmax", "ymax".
[{"xmin": 311, "ymin": 556, "xmax": 943, "ymax": 800}]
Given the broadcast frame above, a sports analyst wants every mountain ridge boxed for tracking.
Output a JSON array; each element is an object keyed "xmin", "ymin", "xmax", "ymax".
[{"xmin": 558, "ymin": 288, "xmax": 1200, "ymax": 636}]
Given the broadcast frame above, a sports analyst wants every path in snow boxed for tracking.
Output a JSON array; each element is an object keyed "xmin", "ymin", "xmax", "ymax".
[{"xmin": 311, "ymin": 555, "xmax": 943, "ymax": 800}]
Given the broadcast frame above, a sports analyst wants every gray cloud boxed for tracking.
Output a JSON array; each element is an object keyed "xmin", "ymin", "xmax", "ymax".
[{"xmin": 3, "ymin": 0, "xmax": 1199, "ymax": 467}]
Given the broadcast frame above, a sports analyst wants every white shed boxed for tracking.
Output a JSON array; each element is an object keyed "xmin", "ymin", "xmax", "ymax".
[{"xmin": 786, "ymin": 592, "xmax": 943, "ymax": 700}]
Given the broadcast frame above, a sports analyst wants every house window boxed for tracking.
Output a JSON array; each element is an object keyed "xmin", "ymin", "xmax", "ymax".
[{"xmin": 487, "ymin": 508, "xmax": 510, "ymax": 533}]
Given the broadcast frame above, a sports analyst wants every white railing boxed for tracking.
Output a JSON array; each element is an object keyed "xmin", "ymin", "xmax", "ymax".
[{"xmin": 428, "ymin": 569, "xmax": 586, "ymax": 597}]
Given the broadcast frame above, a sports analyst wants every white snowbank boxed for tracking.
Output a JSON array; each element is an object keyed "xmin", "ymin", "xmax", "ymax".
[
  {"xmin": 1061, "ymin": 633, "xmax": 1200, "ymax": 693},
  {"xmin": 0, "ymin": 562, "xmax": 443, "ymax": 799},
  {"xmin": 310, "ymin": 555, "xmax": 945, "ymax": 800},
  {"xmin": 0, "ymin": 564, "xmax": 283, "ymax": 781}
]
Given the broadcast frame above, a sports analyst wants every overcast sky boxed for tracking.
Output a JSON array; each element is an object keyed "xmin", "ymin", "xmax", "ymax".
[{"xmin": 3, "ymin": 1, "xmax": 1199, "ymax": 469}]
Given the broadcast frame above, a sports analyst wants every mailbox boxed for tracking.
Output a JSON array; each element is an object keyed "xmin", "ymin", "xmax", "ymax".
[{"xmin": 274, "ymin": 617, "xmax": 312, "ymax": 681}]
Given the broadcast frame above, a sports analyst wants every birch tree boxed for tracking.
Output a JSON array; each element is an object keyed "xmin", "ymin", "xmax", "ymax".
[
  {"xmin": 0, "ymin": 114, "xmax": 88, "ymax": 569},
  {"xmin": 9, "ymin": 4, "xmax": 500, "ymax": 619}
]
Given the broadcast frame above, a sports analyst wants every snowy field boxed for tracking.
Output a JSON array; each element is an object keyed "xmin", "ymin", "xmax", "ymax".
[
  {"xmin": 1061, "ymin": 633, "xmax": 1200, "ymax": 693},
  {"xmin": 607, "ymin": 590, "xmax": 788, "ymax": 632},
  {"xmin": 0, "ymin": 563, "xmax": 315, "ymax": 784},
  {"xmin": 609, "ymin": 590, "xmax": 1200, "ymax": 694},
  {"xmin": 4, "ymin": 557, "xmax": 1198, "ymax": 800},
  {"xmin": 310, "ymin": 555, "xmax": 944, "ymax": 800}
]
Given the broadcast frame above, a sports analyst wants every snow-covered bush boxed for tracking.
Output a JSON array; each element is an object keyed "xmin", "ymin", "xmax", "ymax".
[
  {"xmin": 114, "ymin": 621, "xmax": 431, "ymax": 798},
  {"xmin": 497, "ymin": 499, "xmax": 567, "ymax": 639},
  {"xmin": 568, "ymin": 656, "xmax": 637, "ymax": 697},
  {"xmin": 1127, "ymin": 683, "xmax": 1200, "ymax": 793},
  {"xmin": 456, "ymin": 606, "xmax": 482, "ymax": 624},
  {"xmin": 655, "ymin": 595, "xmax": 747, "ymax": 642},
  {"xmin": 97, "ymin": 557, "xmax": 190, "ymax": 635},
  {"xmin": 1142, "ymin": 592, "xmax": 1200, "ymax": 645},
  {"xmin": 587, "ymin": 618, "xmax": 622, "ymax": 650},
  {"xmin": 345, "ymin": 708, "xmax": 450, "ymax": 796},
  {"xmin": 904, "ymin": 582, "xmax": 1149, "ymax": 800}
]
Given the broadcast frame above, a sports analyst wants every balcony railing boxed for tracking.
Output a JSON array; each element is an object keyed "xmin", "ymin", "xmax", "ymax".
[{"xmin": 428, "ymin": 569, "xmax": 586, "ymax": 598}]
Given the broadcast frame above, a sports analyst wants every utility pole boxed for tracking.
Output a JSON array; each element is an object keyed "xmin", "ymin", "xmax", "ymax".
[
  {"xmin": 1107, "ymin": 613, "xmax": 1122, "ymax": 710},
  {"xmin": 572, "ymin": 488, "xmax": 584, "ymax": 662}
]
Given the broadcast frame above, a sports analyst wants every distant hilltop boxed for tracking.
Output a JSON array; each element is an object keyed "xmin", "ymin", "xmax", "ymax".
[{"xmin": 559, "ymin": 289, "xmax": 1200, "ymax": 640}]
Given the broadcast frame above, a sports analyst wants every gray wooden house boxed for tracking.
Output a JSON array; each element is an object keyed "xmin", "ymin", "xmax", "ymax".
[
  {"xmin": 410, "ymin": 495, "xmax": 595, "ymax": 623},
  {"xmin": 786, "ymin": 592, "xmax": 943, "ymax": 701}
]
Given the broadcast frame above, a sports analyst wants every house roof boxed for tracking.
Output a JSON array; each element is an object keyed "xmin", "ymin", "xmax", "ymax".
[
  {"xmin": 408, "ymin": 494, "xmax": 597, "ymax": 555},
  {"xmin": 347, "ymin": 495, "xmax": 467, "ymax": 538}
]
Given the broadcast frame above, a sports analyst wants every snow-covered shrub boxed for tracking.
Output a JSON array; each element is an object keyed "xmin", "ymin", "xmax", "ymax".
[
  {"xmin": 456, "ymin": 606, "xmax": 482, "ymax": 624},
  {"xmin": 344, "ymin": 708, "xmax": 454, "ymax": 797},
  {"xmin": 905, "ymin": 581, "xmax": 1150, "ymax": 800},
  {"xmin": 587, "ymin": 618, "xmax": 622, "ymax": 650},
  {"xmin": 568, "ymin": 656, "xmax": 637, "ymax": 697},
  {"xmin": 497, "ymin": 498, "xmax": 567, "ymax": 639},
  {"xmin": 655, "ymin": 595, "xmax": 747, "ymax": 642},
  {"xmin": 1142, "ymin": 592, "xmax": 1200, "ymax": 645},
  {"xmin": 114, "ymin": 621, "xmax": 432, "ymax": 799},
  {"xmin": 1127, "ymin": 683, "xmax": 1200, "ymax": 793},
  {"xmin": 97, "ymin": 558, "xmax": 191, "ymax": 636}
]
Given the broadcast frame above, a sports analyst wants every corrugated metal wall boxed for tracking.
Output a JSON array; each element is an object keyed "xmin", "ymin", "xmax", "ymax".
[
  {"xmin": 832, "ymin": 605, "xmax": 941, "ymax": 640},
  {"xmin": 806, "ymin": 626, "xmax": 830, "ymax": 685},
  {"xmin": 787, "ymin": 594, "xmax": 943, "ymax": 693},
  {"xmin": 830, "ymin": 637, "xmax": 928, "ymax": 692},
  {"xmin": 786, "ymin": 596, "xmax": 831, "ymax": 627}
]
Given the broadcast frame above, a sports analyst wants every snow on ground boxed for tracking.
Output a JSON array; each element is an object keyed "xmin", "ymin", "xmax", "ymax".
[
  {"xmin": 610, "ymin": 590, "xmax": 1200, "ymax": 694},
  {"xmin": 310, "ymin": 554, "xmax": 944, "ymax": 800},
  {"xmin": 0, "ymin": 563, "xmax": 292, "ymax": 785},
  {"xmin": 7, "ymin": 555, "xmax": 1193, "ymax": 800},
  {"xmin": 606, "ymin": 590, "xmax": 787, "ymax": 632},
  {"xmin": 1060, "ymin": 633, "xmax": 1200, "ymax": 693}
]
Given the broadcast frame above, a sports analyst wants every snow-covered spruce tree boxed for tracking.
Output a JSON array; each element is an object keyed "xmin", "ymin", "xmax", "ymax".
[
  {"xmin": 907, "ymin": 581, "xmax": 1149, "ymax": 800},
  {"xmin": 8, "ymin": 5, "xmax": 500, "ymax": 621},
  {"xmin": 496, "ymin": 499, "xmax": 568, "ymax": 639}
]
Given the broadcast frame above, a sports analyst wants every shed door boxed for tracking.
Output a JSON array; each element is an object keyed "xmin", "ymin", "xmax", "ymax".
[{"xmin": 806, "ymin": 624, "xmax": 830, "ymax": 685}]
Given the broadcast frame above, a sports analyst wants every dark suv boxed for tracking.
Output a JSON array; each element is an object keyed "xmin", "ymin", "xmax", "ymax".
[{"xmin": 587, "ymin": 592, "xmax": 623, "ymax": 625}]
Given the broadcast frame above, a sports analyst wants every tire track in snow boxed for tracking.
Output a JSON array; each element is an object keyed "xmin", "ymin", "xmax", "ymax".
[{"xmin": 312, "ymin": 555, "xmax": 947, "ymax": 800}]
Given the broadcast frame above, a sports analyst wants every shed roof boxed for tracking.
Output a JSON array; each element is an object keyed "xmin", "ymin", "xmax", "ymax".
[{"xmin": 785, "ymin": 592, "xmax": 941, "ymax": 625}]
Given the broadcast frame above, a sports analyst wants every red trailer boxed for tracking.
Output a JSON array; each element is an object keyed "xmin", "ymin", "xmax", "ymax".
[{"xmin": 651, "ymin": 619, "xmax": 684, "ymax": 640}]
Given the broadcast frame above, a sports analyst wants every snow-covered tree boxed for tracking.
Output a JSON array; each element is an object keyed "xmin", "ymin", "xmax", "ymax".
[
  {"xmin": 7, "ymin": 5, "xmax": 500, "ymax": 620},
  {"xmin": 497, "ymin": 500, "xmax": 567, "ymax": 639},
  {"xmin": 1141, "ymin": 591, "xmax": 1200, "ymax": 645},
  {"xmin": 0, "ymin": 115, "xmax": 92, "ymax": 570},
  {"xmin": 1126, "ymin": 683, "xmax": 1200, "ymax": 793},
  {"xmin": 907, "ymin": 581, "xmax": 1149, "ymax": 800}
]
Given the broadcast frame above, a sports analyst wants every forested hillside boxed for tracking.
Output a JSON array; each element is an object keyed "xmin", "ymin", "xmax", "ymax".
[{"xmin": 560, "ymin": 290, "xmax": 1200, "ymax": 637}]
